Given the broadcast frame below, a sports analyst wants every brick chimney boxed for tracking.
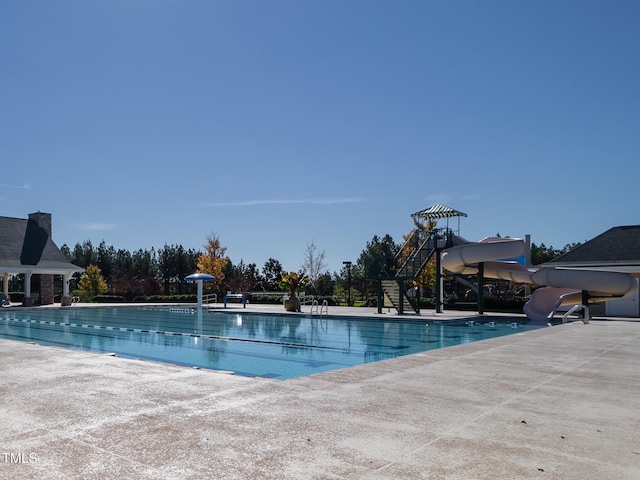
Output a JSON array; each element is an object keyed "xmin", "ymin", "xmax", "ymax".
[
  {"xmin": 28, "ymin": 211, "xmax": 54, "ymax": 305},
  {"xmin": 28, "ymin": 211, "xmax": 52, "ymax": 236}
]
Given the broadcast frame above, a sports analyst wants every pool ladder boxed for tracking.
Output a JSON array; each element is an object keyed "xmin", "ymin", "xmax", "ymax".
[
  {"xmin": 310, "ymin": 299, "xmax": 329, "ymax": 316},
  {"xmin": 562, "ymin": 304, "xmax": 590, "ymax": 324}
]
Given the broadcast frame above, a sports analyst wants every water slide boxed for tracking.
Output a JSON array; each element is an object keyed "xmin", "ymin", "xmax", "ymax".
[{"xmin": 441, "ymin": 238, "xmax": 636, "ymax": 324}]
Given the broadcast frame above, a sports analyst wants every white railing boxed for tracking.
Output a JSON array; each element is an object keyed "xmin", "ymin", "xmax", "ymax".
[
  {"xmin": 298, "ymin": 294, "xmax": 315, "ymax": 305},
  {"xmin": 203, "ymin": 293, "xmax": 217, "ymax": 304}
]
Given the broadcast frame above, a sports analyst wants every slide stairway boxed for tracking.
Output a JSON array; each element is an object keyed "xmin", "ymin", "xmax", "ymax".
[
  {"xmin": 381, "ymin": 228, "xmax": 446, "ymax": 313},
  {"xmin": 380, "ymin": 279, "xmax": 416, "ymax": 314}
]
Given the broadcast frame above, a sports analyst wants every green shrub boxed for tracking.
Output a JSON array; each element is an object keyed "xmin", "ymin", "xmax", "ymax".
[
  {"xmin": 245, "ymin": 294, "xmax": 284, "ymax": 304},
  {"xmin": 134, "ymin": 294, "xmax": 197, "ymax": 303},
  {"xmin": 94, "ymin": 295, "xmax": 125, "ymax": 303}
]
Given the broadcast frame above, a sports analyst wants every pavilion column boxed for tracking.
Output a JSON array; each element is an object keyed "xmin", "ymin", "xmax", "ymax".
[
  {"xmin": 40, "ymin": 274, "xmax": 54, "ymax": 305},
  {"xmin": 61, "ymin": 273, "xmax": 73, "ymax": 306},
  {"xmin": 23, "ymin": 271, "xmax": 34, "ymax": 307},
  {"xmin": 2, "ymin": 274, "xmax": 8, "ymax": 298}
]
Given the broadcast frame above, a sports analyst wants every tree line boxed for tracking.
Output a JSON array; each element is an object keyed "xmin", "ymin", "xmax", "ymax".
[
  {"xmin": 60, "ymin": 238, "xmax": 340, "ymax": 302},
  {"xmin": 60, "ymin": 233, "xmax": 579, "ymax": 304}
]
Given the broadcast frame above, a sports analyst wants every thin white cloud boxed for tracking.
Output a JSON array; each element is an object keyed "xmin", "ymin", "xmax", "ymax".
[
  {"xmin": 458, "ymin": 193, "xmax": 481, "ymax": 202},
  {"xmin": 206, "ymin": 197, "xmax": 368, "ymax": 207},
  {"xmin": 0, "ymin": 183, "xmax": 30, "ymax": 189},
  {"xmin": 423, "ymin": 193, "xmax": 453, "ymax": 205},
  {"xmin": 77, "ymin": 223, "xmax": 119, "ymax": 231},
  {"xmin": 423, "ymin": 193, "xmax": 481, "ymax": 205}
]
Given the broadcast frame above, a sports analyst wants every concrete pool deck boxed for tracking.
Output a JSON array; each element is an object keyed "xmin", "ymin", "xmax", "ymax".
[{"xmin": 1, "ymin": 304, "xmax": 639, "ymax": 479}]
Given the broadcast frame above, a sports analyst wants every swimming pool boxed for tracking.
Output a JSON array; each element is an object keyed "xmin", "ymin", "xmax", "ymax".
[{"xmin": 0, "ymin": 307, "xmax": 540, "ymax": 379}]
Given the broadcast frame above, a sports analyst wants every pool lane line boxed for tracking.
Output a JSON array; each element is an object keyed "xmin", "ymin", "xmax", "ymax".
[{"xmin": 1, "ymin": 317, "xmax": 351, "ymax": 352}]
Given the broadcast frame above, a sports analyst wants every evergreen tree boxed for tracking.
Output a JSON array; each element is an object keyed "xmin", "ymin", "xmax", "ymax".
[
  {"xmin": 262, "ymin": 258, "xmax": 284, "ymax": 291},
  {"xmin": 357, "ymin": 234, "xmax": 399, "ymax": 278}
]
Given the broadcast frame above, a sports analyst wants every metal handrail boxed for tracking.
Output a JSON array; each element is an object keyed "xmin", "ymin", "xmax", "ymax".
[
  {"xmin": 395, "ymin": 228, "xmax": 418, "ymax": 262},
  {"xmin": 203, "ymin": 293, "xmax": 217, "ymax": 304},
  {"xmin": 562, "ymin": 304, "xmax": 590, "ymax": 324},
  {"xmin": 320, "ymin": 299, "xmax": 329, "ymax": 315},
  {"xmin": 298, "ymin": 294, "xmax": 315, "ymax": 306},
  {"xmin": 311, "ymin": 299, "xmax": 329, "ymax": 316}
]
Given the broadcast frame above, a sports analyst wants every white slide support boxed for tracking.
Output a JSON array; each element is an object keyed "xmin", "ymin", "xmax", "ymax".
[{"xmin": 441, "ymin": 238, "xmax": 636, "ymax": 324}]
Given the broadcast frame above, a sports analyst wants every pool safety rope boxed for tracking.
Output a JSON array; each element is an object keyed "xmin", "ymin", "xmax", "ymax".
[{"xmin": 1, "ymin": 317, "xmax": 349, "ymax": 351}]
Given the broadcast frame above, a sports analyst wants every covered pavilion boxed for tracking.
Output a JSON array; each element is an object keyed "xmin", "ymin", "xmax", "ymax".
[{"xmin": 0, "ymin": 212, "xmax": 84, "ymax": 306}]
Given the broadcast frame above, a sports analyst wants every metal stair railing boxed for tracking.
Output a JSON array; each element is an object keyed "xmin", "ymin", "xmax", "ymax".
[
  {"xmin": 380, "ymin": 278, "xmax": 419, "ymax": 314},
  {"xmin": 396, "ymin": 229, "xmax": 439, "ymax": 278},
  {"xmin": 396, "ymin": 229, "xmax": 448, "ymax": 278},
  {"xmin": 395, "ymin": 228, "xmax": 418, "ymax": 267}
]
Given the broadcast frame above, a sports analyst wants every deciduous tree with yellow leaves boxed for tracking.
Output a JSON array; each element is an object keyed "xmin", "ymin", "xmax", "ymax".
[
  {"xmin": 197, "ymin": 233, "xmax": 228, "ymax": 291},
  {"xmin": 77, "ymin": 264, "xmax": 109, "ymax": 301}
]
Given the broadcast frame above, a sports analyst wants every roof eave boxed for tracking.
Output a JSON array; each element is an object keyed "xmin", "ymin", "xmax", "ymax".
[{"xmin": 0, "ymin": 266, "xmax": 85, "ymax": 275}]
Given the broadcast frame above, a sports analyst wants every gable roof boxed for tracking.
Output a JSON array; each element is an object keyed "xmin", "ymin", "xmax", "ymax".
[
  {"xmin": 547, "ymin": 225, "xmax": 640, "ymax": 270},
  {"xmin": 0, "ymin": 215, "xmax": 84, "ymax": 274}
]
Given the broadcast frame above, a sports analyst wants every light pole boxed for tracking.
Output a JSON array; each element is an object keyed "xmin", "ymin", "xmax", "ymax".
[{"xmin": 343, "ymin": 261, "xmax": 352, "ymax": 307}]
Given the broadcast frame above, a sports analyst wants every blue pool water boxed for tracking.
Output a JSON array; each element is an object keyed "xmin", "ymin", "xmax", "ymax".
[{"xmin": 0, "ymin": 307, "xmax": 540, "ymax": 380}]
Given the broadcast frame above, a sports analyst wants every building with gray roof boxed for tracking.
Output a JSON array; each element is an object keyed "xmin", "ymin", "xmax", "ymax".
[
  {"xmin": 545, "ymin": 225, "xmax": 640, "ymax": 316},
  {"xmin": 0, "ymin": 212, "xmax": 84, "ymax": 306}
]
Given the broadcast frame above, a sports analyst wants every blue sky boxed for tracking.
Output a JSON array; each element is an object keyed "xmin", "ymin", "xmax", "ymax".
[{"xmin": 1, "ymin": 0, "xmax": 639, "ymax": 273}]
